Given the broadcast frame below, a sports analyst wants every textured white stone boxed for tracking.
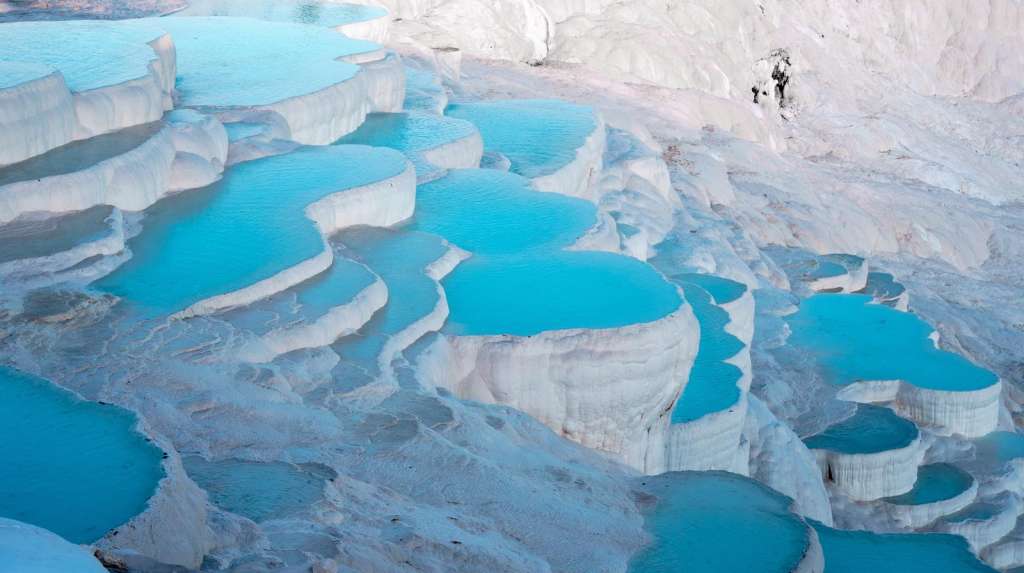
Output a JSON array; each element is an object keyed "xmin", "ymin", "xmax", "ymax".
[
  {"xmin": 813, "ymin": 434, "xmax": 925, "ymax": 502},
  {"xmin": 0, "ymin": 518, "xmax": 107, "ymax": 573},
  {"xmin": 837, "ymin": 380, "xmax": 1002, "ymax": 438}
]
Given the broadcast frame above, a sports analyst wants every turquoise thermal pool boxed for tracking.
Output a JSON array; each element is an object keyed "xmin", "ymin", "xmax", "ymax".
[
  {"xmin": 183, "ymin": 457, "xmax": 331, "ymax": 523},
  {"xmin": 336, "ymin": 112, "xmax": 479, "ymax": 180},
  {"xmin": 331, "ymin": 227, "xmax": 451, "ymax": 374},
  {"xmin": 0, "ymin": 367, "xmax": 164, "ymax": 543},
  {"xmin": 628, "ymin": 472, "xmax": 811, "ymax": 573},
  {"xmin": 804, "ymin": 404, "xmax": 918, "ymax": 454},
  {"xmin": 442, "ymin": 251, "xmax": 682, "ymax": 336},
  {"xmin": 786, "ymin": 293, "xmax": 998, "ymax": 391},
  {"xmin": 410, "ymin": 169, "xmax": 596, "ymax": 254},
  {"xmin": 95, "ymin": 145, "xmax": 408, "ymax": 315},
  {"xmin": 671, "ymin": 282, "xmax": 744, "ymax": 424},
  {"xmin": 446, "ymin": 99, "xmax": 596, "ymax": 178},
  {"xmin": 813, "ymin": 522, "xmax": 997, "ymax": 573},
  {"xmin": 884, "ymin": 463, "xmax": 974, "ymax": 506},
  {"xmin": 0, "ymin": 206, "xmax": 114, "ymax": 265},
  {"xmin": 975, "ymin": 431, "xmax": 1024, "ymax": 467},
  {"xmin": 676, "ymin": 272, "xmax": 747, "ymax": 305},
  {"xmin": 172, "ymin": 0, "xmax": 387, "ymax": 26}
]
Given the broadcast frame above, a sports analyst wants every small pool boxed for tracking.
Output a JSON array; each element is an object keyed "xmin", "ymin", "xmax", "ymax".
[
  {"xmin": 676, "ymin": 273, "xmax": 747, "ymax": 305},
  {"xmin": 0, "ymin": 367, "xmax": 164, "ymax": 543},
  {"xmin": 443, "ymin": 251, "xmax": 681, "ymax": 337},
  {"xmin": 859, "ymin": 272, "xmax": 906, "ymax": 302},
  {"xmin": 183, "ymin": 456, "xmax": 331, "ymax": 522},
  {"xmin": 0, "ymin": 206, "xmax": 115, "ymax": 265},
  {"xmin": 671, "ymin": 282, "xmax": 744, "ymax": 424},
  {"xmin": 331, "ymin": 227, "xmax": 451, "ymax": 377},
  {"xmin": 335, "ymin": 112, "xmax": 479, "ymax": 180},
  {"xmin": 628, "ymin": 471, "xmax": 811, "ymax": 573},
  {"xmin": 446, "ymin": 99, "xmax": 596, "ymax": 178},
  {"xmin": 410, "ymin": 169, "xmax": 596, "ymax": 254},
  {"xmin": 804, "ymin": 404, "xmax": 918, "ymax": 454},
  {"xmin": 172, "ymin": 0, "xmax": 387, "ymax": 26},
  {"xmin": 813, "ymin": 522, "xmax": 996, "ymax": 573},
  {"xmin": 975, "ymin": 432, "xmax": 1024, "ymax": 466},
  {"xmin": 786, "ymin": 293, "xmax": 998, "ymax": 392},
  {"xmin": 95, "ymin": 145, "xmax": 407, "ymax": 315},
  {"xmin": 884, "ymin": 463, "xmax": 974, "ymax": 506}
]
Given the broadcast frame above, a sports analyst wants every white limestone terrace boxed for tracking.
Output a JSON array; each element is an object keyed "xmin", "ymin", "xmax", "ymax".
[
  {"xmin": 0, "ymin": 109, "xmax": 227, "ymax": 225},
  {"xmin": 0, "ymin": 21, "xmax": 176, "ymax": 166},
  {"xmin": 765, "ymin": 247, "xmax": 870, "ymax": 295},
  {"xmin": 804, "ymin": 404, "xmax": 926, "ymax": 501},
  {"xmin": 0, "ymin": 518, "xmax": 108, "ymax": 573}
]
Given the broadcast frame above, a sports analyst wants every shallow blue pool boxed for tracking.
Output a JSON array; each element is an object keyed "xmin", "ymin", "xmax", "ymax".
[
  {"xmin": 410, "ymin": 169, "xmax": 596, "ymax": 254},
  {"xmin": 804, "ymin": 404, "xmax": 918, "ymax": 454},
  {"xmin": 787, "ymin": 294, "xmax": 997, "ymax": 391},
  {"xmin": 443, "ymin": 251, "xmax": 681, "ymax": 336},
  {"xmin": 0, "ymin": 367, "xmax": 164, "ymax": 543},
  {"xmin": 676, "ymin": 273, "xmax": 747, "ymax": 305},
  {"xmin": 884, "ymin": 463, "xmax": 973, "ymax": 506},
  {"xmin": 332, "ymin": 227, "xmax": 451, "ymax": 372},
  {"xmin": 335, "ymin": 112, "xmax": 479, "ymax": 180},
  {"xmin": 975, "ymin": 431, "xmax": 1024, "ymax": 467},
  {"xmin": 446, "ymin": 99, "xmax": 596, "ymax": 178},
  {"xmin": 671, "ymin": 282, "xmax": 744, "ymax": 424},
  {"xmin": 813, "ymin": 522, "xmax": 996, "ymax": 573},
  {"xmin": 183, "ymin": 456, "xmax": 330, "ymax": 522},
  {"xmin": 629, "ymin": 471, "xmax": 811, "ymax": 573},
  {"xmin": 95, "ymin": 145, "xmax": 407, "ymax": 315}
]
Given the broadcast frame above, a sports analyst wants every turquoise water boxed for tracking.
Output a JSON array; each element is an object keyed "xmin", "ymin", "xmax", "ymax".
[
  {"xmin": 446, "ymin": 99, "xmax": 596, "ymax": 178},
  {"xmin": 443, "ymin": 251, "xmax": 681, "ymax": 336},
  {"xmin": 671, "ymin": 282, "xmax": 744, "ymax": 424},
  {"xmin": 813, "ymin": 522, "xmax": 996, "ymax": 573},
  {"xmin": 804, "ymin": 404, "xmax": 918, "ymax": 454},
  {"xmin": 943, "ymin": 498, "xmax": 1002, "ymax": 524},
  {"xmin": 629, "ymin": 471, "xmax": 810, "ymax": 573},
  {"xmin": 224, "ymin": 250, "xmax": 377, "ymax": 337},
  {"xmin": 884, "ymin": 463, "xmax": 973, "ymax": 505},
  {"xmin": 146, "ymin": 17, "xmax": 377, "ymax": 107},
  {"xmin": 331, "ymin": 227, "xmax": 451, "ymax": 374},
  {"xmin": 0, "ymin": 122, "xmax": 161, "ymax": 187},
  {"xmin": 0, "ymin": 367, "xmax": 164, "ymax": 543},
  {"xmin": 809, "ymin": 260, "xmax": 847, "ymax": 279},
  {"xmin": 787, "ymin": 294, "xmax": 998, "ymax": 391},
  {"xmin": 173, "ymin": 0, "xmax": 387, "ymax": 25},
  {"xmin": 676, "ymin": 273, "xmax": 747, "ymax": 305},
  {"xmin": 95, "ymin": 145, "xmax": 407, "ymax": 315},
  {"xmin": 975, "ymin": 431, "xmax": 1024, "ymax": 466},
  {"xmin": 859, "ymin": 272, "xmax": 906, "ymax": 301},
  {"xmin": 410, "ymin": 169, "xmax": 596, "ymax": 254},
  {"xmin": 183, "ymin": 457, "xmax": 330, "ymax": 522},
  {"xmin": 335, "ymin": 112, "xmax": 479, "ymax": 180},
  {"xmin": 0, "ymin": 21, "xmax": 169, "ymax": 91}
]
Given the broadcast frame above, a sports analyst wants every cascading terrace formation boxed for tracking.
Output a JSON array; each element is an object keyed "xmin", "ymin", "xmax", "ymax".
[{"xmin": 0, "ymin": 2, "xmax": 1021, "ymax": 572}]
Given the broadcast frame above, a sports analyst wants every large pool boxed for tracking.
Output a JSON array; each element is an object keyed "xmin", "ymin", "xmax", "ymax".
[
  {"xmin": 629, "ymin": 471, "xmax": 812, "ymax": 573},
  {"xmin": 786, "ymin": 294, "xmax": 997, "ymax": 391},
  {"xmin": 446, "ymin": 99, "xmax": 596, "ymax": 178},
  {"xmin": 95, "ymin": 145, "xmax": 407, "ymax": 315},
  {"xmin": 172, "ymin": 0, "xmax": 387, "ymax": 26},
  {"xmin": 0, "ymin": 367, "xmax": 164, "ymax": 543},
  {"xmin": 443, "ymin": 251, "xmax": 681, "ymax": 336}
]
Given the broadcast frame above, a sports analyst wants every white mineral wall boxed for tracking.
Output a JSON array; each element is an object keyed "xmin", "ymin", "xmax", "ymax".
[
  {"xmin": 836, "ymin": 380, "xmax": 1001, "ymax": 438},
  {"xmin": 883, "ymin": 479, "xmax": 978, "ymax": 529},
  {"xmin": 0, "ymin": 518, "xmax": 108, "ymax": 573},
  {"xmin": 0, "ymin": 72, "xmax": 78, "ymax": 168},
  {"xmin": 420, "ymin": 301, "xmax": 700, "ymax": 474},
  {"xmin": 813, "ymin": 435, "xmax": 925, "ymax": 501},
  {"xmin": 0, "ymin": 113, "xmax": 228, "ymax": 225}
]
